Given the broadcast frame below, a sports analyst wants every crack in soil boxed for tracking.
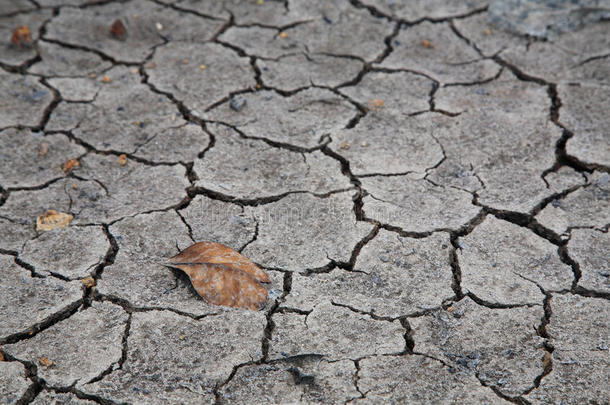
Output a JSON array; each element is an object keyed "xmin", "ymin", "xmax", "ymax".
[{"xmin": 0, "ymin": 299, "xmax": 83, "ymax": 346}]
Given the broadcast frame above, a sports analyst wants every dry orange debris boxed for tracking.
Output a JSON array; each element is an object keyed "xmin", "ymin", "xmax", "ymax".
[
  {"xmin": 62, "ymin": 158, "xmax": 79, "ymax": 173},
  {"xmin": 81, "ymin": 276, "xmax": 96, "ymax": 288},
  {"xmin": 368, "ymin": 98, "xmax": 385, "ymax": 111},
  {"xmin": 36, "ymin": 210, "xmax": 73, "ymax": 231},
  {"xmin": 39, "ymin": 357, "xmax": 53, "ymax": 367},
  {"xmin": 11, "ymin": 25, "xmax": 31, "ymax": 46},
  {"xmin": 110, "ymin": 19, "xmax": 127, "ymax": 40}
]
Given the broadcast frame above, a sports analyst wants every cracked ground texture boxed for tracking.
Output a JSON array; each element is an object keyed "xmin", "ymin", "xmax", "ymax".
[{"xmin": 0, "ymin": 0, "xmax": 608, "ymax": 404}]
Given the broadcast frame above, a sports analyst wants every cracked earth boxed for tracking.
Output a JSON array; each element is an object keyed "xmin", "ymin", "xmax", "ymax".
[{"xmin": 0, "ymin": 0, "xmax": 608, "ymax": 404}]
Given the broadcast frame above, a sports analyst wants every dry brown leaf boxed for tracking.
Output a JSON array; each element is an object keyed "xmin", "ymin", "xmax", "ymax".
[
  {"xmin": 172, "ymin": 263, "xmax": 268, "ymax": 310},
  {"xmin": 0, "ymin": 348, "xmax": 4, "ymax": 362},
  {"xmin": 62, "ymin": 158, "xmax": 79, "ymax": 173},
  {"xmin": 36, "ymin": 209, "xmax": 73, "ymax": 231},
  {"xmin": 39, "ymin": 357, "xmax": 53, "ymax": 367},
  {"xmin": 11, "ymin": 25, "xmax": 31, "ymax": 46},
  {"xmin": 110, "ymin": 19, "xmax": 127, "ymax": 40},
  {"xmin": 168, "ymin": 241, "xmax": 271, "ymax": 310}
]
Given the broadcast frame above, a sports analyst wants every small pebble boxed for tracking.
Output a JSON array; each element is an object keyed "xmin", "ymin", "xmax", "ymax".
[
  {"xmin": 38, "ymin": 142, "xmax": 49, "ymax": 157},
  {"xmin": 268, "ymin": 289, "xmax": 282, "ymax": 300},
  {"xmin": 229, "ymin": 215, "xmax": 249, "ymax": 226},
  {"xmin": 230, "ymin": 96, "xmax": 247, "ymax": 112},
  {"xmin": 30, "ymin": 89, "xmax": 48, "ymax": 101}
]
